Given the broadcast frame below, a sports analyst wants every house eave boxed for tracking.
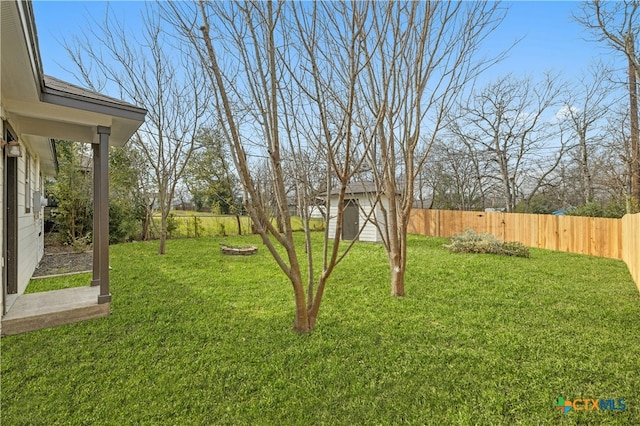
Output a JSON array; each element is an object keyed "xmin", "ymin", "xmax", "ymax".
[
  {"xmin": 17, "ymin": 0, "xmax": 44, "ymax": 96},
  {"xmin": 41, "ymin": 76, "xmax": 147, "ymax": 123}
]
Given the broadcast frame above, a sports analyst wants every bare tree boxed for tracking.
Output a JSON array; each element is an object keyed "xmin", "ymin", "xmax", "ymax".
[
  {"xmin": 164, "ymin": 1, "xmax": 507, "ymax": 325},
  {"xmin": 423, "ymin": 138, "xmax": 492, "ymax": 211},
  {"xmin": 347, "ymin": 1, "xmax": 508, "ymax": 296},
  {"xmin": 560, "ymin": 62, "xmax": 615, "ymax": 204},
  {"xmin": 576, "ymin": 0, "xmax": 640, "ymax": 203},
  {"xmin": 448, "ymin": 74, "xmax": 565, "ymax": 213},
  {"xmin": 64, "ymin": 4, "xmax": 211, "ymax": 254},
  {"xmin": 165, "ymin": 1, "xmax": 376, "ymax": 332},
  {"xmin": 600, "ymin": 106, "xmax": 636, "ymax": 207}
]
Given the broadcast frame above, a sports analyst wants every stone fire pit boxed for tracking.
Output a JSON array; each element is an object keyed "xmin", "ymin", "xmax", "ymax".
[{"xmin": 220, "ymin": 245, "xmax": 258, "ymax": 256}]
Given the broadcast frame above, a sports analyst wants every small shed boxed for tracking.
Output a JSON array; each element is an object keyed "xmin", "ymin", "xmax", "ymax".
[{"xmin": 325, "ymin": 181, "xmax": 396, "ymax": 242}]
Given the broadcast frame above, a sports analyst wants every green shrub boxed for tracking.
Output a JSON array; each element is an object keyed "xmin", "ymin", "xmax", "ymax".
[
  {"xmin": 500, "ymin": 241, "xmax": 531, "ymax": 258},
  {"xmin": 566, "ymin": 197, "xmax": 638, "ymax": 218},
  {"xmin": 166, "ymin": 213, "xmax": 178, "ymax": 238},
  {"xmin": 443, "ymin": 229, "xmax": 530, "ymax": 258},
  {"xmin": 109, "ymin": 199, "xmax": 141, "ymax": 243},
  {"xmin": 566, "ymin": 201, "xmax": 605, "ymax": 218},
  {"xmin": 189, "ymin": 215, "xmax": 203, "ymax": 238},
  {"xmin": 70, "ymin": 233, "xmax": 92, "ymax": 253}
]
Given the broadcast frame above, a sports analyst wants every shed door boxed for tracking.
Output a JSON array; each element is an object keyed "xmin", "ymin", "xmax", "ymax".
[{"xmin": 342, "ymin": 199, "xmax": 358, "ymax": 241}]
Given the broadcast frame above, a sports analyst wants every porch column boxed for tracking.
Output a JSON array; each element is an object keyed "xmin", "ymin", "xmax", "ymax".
[
  {"xmin": 95, "ymin": 126, "xmax": 111, "ymax": 304},
  {"xmin": 91, "ymin": 141, "xmax": 100, "ymax": 287}
]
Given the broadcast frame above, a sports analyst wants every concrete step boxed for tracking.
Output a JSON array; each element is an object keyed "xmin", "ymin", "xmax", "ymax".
[{"xmin": 1, "ymin": 286, "xmax": 110, "ymax": 337}]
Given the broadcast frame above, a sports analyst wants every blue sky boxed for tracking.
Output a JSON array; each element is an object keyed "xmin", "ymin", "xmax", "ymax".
[
  {"xmin": 31, "ymin": 1, "xmax": 619, "ymax": 90},
  {"xmin": 483, "ymin": 2, "xmax": 600, "ymax": 76}
]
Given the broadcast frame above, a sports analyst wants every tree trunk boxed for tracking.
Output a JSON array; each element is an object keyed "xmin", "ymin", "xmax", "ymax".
[
  {"xmin": 501, "ymin": 159, "xmax": 514, "ymax": 213},
  {"xmin": 390, "ymin": 260, "xmax": 405, "ymax": 296},
  {"xmin": 579, "ymin": 132, "xmax": 593, "ymax": 203},
  {"xmin": 390, "ymin": 206, "xmax": 410, "ymax": 297},
  {"xmin": 70, "ymin": 209, "xmax": 76, "ymax": 241},
  {"xmin": 142, "ymin": 206, "xmax": 151, "ymax": 241},
  {"xmin": 235, "ymin": 214, "xmax": 242, "ymax": 236},
  {"xmin": 276, "ymin": 213, "xmax": 284, "ymax": 234},
  {"xmin": 628, "ymin": 34, "xmax": 640, "ymax": 204},
  {"xmin": 382, "ymin": 158, "xmax": 407, "ymax": 297},
  {"xmin": 159, "ymin": 214, "xmax": 167, "ymax": 255},
  {"xmin": 291, "ymin": 273, "xmax": 311, "ymax": 333},
  {"xmin": 141, "ymin": 219, "xmax": 147, "ymax": 241}
]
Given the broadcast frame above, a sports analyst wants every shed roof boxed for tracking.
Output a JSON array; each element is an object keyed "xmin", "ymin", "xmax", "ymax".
[{"xmin": 327, "ymin": 181, "xmax": 401, "ymax": 196}]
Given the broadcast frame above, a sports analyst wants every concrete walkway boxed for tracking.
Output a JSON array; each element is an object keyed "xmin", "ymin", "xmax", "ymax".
[{"xmin": 1, "ymin": 286, "xmax": 110, "ymax": 337}]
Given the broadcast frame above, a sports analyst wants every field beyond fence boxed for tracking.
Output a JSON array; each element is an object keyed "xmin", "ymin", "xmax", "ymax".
[
  {"xmin": 408, "ymin": 209, "xmax": 640, "ymax": 292},
  {"xmin": 154, "ymin": 212, "xmax": 325, "ymax": 239}
]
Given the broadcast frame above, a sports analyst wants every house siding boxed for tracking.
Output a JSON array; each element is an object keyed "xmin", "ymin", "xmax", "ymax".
[
  {"xmin": 375, "ymin": 196, "xmax": 391, "ymax": 243},
  {"xmin": 327, "ymin": 201, "xmax": 338, "ymax": 238},
  {"xmin": 357, "ymin": 196, "xmax": 380, "ymax": 242},
  {"xmin": 16, "ymin": 147, "xmax": 43, "ymax": 295}
]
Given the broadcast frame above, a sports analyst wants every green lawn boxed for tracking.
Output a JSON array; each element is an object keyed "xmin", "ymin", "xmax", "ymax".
[{"xmin": 2, "ymin": 234, "xmax": 639, "ymax": 425}]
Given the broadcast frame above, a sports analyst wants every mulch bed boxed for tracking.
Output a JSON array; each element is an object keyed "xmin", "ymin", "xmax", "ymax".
[{"xmin": 32, "ymin": 249, "xmax": 93, "ymax": 278}]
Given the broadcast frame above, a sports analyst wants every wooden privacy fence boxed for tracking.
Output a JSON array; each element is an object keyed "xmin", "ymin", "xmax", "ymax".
[
  {"xmin": 622, "ymin": 213, "xmax": 640, "ymax": 292},
  {"xmin": 408, "ymin": 209, "xmax": 640, "ymax": 292}
]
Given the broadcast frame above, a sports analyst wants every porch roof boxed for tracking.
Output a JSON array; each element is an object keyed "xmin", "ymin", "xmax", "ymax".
[{"xmin": 1, "ymin": 0, "xmax": 146, "ymax": 175}]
